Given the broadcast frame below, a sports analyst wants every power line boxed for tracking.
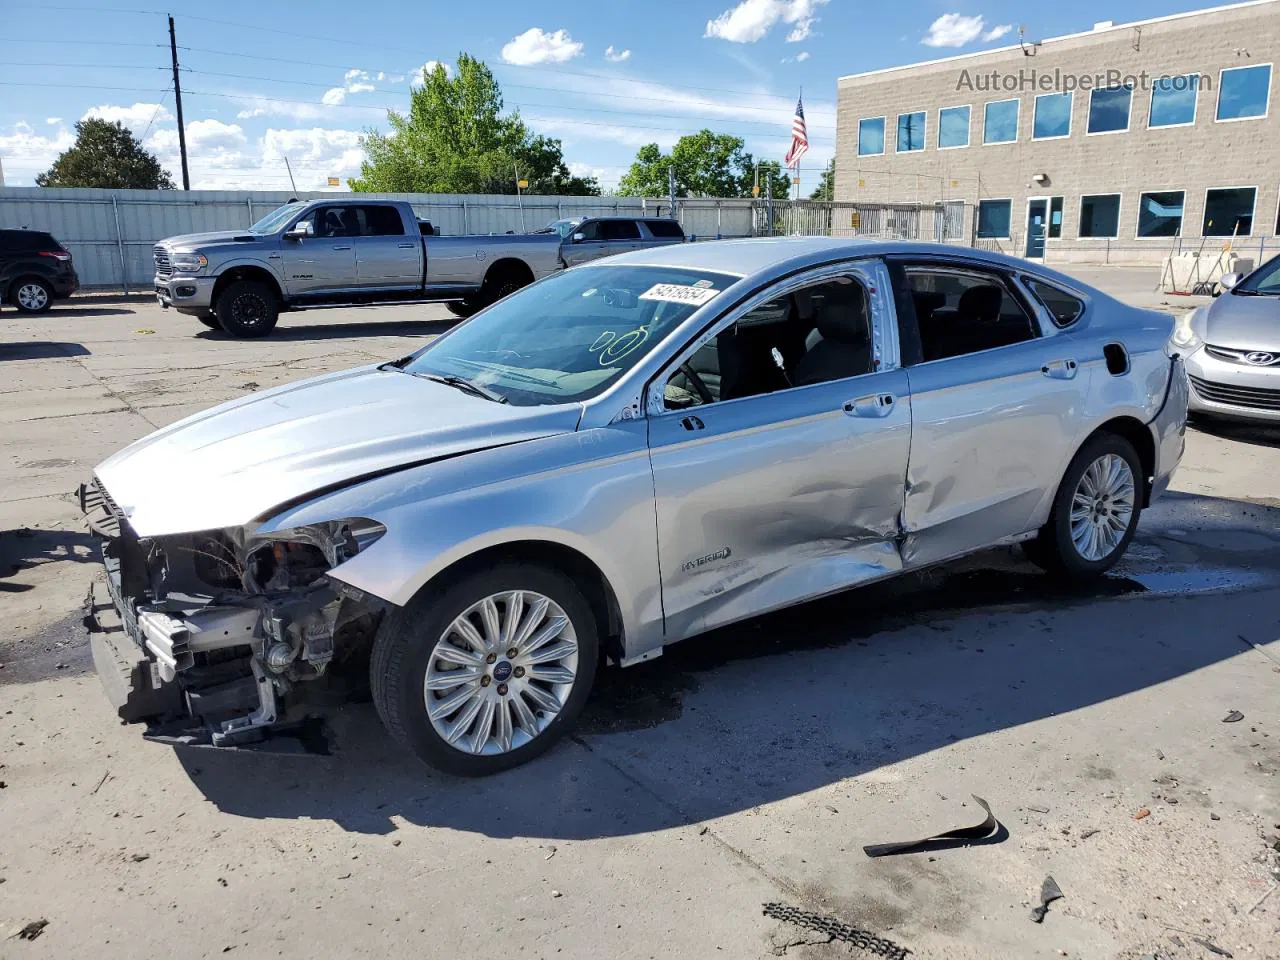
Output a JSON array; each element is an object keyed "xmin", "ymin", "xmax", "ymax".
[
  {"xmin": 0, "ymin": 61, "xmax": 167, "ymax": 70},
  {"xmin": 0, "ymin": 38, "xmax": 164, "ymax": 47}
]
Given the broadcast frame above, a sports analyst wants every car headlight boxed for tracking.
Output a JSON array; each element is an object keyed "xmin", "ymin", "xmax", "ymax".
[
  {"xmin": 245, "ymin": 518, "xmax": 386, "ymax": 591},
  {"xmin": 170, "ymin": 251, "xmax": 208, "ymax": 273},
  {"xmin": 1170, "ymin": 309, "xmax": 1204, "ymax": 351}
]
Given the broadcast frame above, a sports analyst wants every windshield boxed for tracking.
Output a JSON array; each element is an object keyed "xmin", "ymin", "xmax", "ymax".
[
  {"xmin": 403, "ymin": 265, "xmax": 737, "ymax": 406},
  {"xmin": 1236, "ymin": 254, "xmax": 1280, "ymax": 296},
  {"xmin": 534, "ymin": 218, "xmax": 582, "ymax": 238},
  {"xmin": 249, "ymin": 202, "xmax": 307, "ymax": 234}
]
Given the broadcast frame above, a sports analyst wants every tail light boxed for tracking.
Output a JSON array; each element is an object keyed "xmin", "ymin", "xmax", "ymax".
[{"xmin": 39, "ymin": 250, "xmax": 73, "ymax": 262}]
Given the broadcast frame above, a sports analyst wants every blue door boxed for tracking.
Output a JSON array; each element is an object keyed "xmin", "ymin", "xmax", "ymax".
[{"xmin": 1025, "ymin": 200, "xmax": 1047, "ymax": 259}]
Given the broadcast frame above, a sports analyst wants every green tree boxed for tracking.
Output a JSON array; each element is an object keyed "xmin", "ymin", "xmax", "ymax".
[
  {"xmin": 809, "ymin": 166, "xmax": 835, "ymax": 201},
  {"xmin": 617, "ymin": 131, "xmax": 786, "ymax": 199},
  {"xmin": 36, "ymin": 118, "xmax": 174, "ymax": 189},
  {"xmin": 350, "ymin": 54, "xmax": 598, "ymax": 196}
]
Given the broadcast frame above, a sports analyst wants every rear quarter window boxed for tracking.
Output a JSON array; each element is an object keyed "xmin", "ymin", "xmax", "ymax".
[
  {"xmin": 644, "ymin": 219, "xmax": 685, "ymax": 238},
  {"xmin": 1025, "ymin": 278, "xmax": 1085, "ymax": 327},
  {"xmin": 0, "ymin": 230, "xmax": 59, "ymax": 252}
]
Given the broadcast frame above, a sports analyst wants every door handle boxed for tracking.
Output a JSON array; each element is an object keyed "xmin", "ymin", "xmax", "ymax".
[
  {"xmin": 843, "ymin": 393, "xmax": 896, "ymax": 418},
  {"xmin": 680, "ymin": 415, "xmax": 705, "ymax": 431},
  {"xmin": 1041, "ymin": 359, "xmax": 1079, "ymax": 380},
  {"xmin": 331, "ymin": 244, "xmax": 352, "ymax": 251},
  {"xmin": 397, "ymin": 243, "xmax": 416, "ymax": 248}
]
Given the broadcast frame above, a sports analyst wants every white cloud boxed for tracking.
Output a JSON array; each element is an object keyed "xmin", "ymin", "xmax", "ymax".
[
  {"xmin": 921, "ymin": 13, "xmax": 986, "ymax": 48},
  {"xmin": 414, "ymin": 60, "xmax": 447, "ymax": 84},
  {"xmin": 0, "ymin": 121, "xmax": 75, "ymax": 179},
  {"xmin": 604, "ymin": 45, "xmax": 632, "ymax": 63},
  {"xmin": 236, "ymin": 107, "xmax": 268, "ymax": 119},
  {"xmin": 704, "ymin": 0, "xmax": 828, "ymax": 44},
  {"xmin": 796, "ymin": 50, "xmax": 810, "ymax": 61},
  {"xmin": 501, "ymin": 27, "xmax": 584, "ymax": 65},
  {"xmin": 261, "ymin": 127, "xmax": 364, "ymax": 167},
  {"xmin": 45, "ymin": 117, "xmax": 62, "ymax": 125},
  {"xmin": 321, "ymin": 87, "xmax": 348, "ymax": 106},
  {"xmin": 983, "ymin": 23, "xmax": 1013, "ymax": 41},
  {"xmin": 81, "ymin": 102, "xmax": 172, "ymax": 133},
  {"xmin": 228, "ymin": 92, "xmax": 382, "ymax": 123},
  {"xmin": 149, "ymin": 119, "xmax": 246, "ymax": 154}
]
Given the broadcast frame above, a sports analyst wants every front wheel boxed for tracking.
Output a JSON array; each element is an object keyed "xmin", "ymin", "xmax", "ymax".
[
  {"xmin": 1029, "ymin": 433, "xmax": 1143, "ymax": 579},
  {"xmin": 11, "ymin": 278, "xmax": 53, "ymax": 314},
  {"xmin": 214, "ymin": 280, "xmax": 278, "ymax": 338},
  {"xmin": 446, "ymin": 300, "xmax": 478, "ymax": 319},
  {"xmin": 370, "ymin": 564, "xmax": 599, "ymax": 776}
]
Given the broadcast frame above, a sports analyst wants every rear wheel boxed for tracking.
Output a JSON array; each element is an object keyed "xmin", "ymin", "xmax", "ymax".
[
  {"xmin": 473, "ymin": 265, "xmax": 533, "ymax": 311},
  {"xmin": 11, "ymin": 278, "xmax": 53, "ymax": 314},
  {"xmin": 446, "ymin": 300, "xmax": 478, "ymax": 319},
  {"xmin": 370, "ymin": 563, "xmax": 599, "ymax": 776},
  {"xmin": 1029, "ymin": 433, "xmax": 1143, "ymax": 579},
  {"xmin": 214, "ymin": 280, "xmax": 278, "ymax": 338}
]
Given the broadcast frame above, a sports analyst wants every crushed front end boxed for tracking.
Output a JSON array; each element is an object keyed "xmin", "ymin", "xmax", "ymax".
[{"xmin": 78, "ymin": 477, "xmax": 385, "ymax": 750}]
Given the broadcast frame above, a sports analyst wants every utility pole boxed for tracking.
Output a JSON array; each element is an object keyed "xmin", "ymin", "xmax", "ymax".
[
  {"xmin": 283, "ymin": 156, "xmax": 298, "ymax": 194},
  {"xmin": 168, "ymin": 15, "xmax": 190, "ymax": 190}
]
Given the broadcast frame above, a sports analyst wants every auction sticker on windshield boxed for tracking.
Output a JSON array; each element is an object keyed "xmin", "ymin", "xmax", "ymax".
[{"xmin": 639, "ymin": 283, "xmax": 720, "ymax": 306}]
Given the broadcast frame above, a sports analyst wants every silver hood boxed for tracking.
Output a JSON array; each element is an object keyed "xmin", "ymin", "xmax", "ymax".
[
  {"xmin": 157, "ymin": 230, "xmax": 261, "ymax": 249},
  {"xmin": 94, "ymin": 365, "xmax": 582, "ymax": 537},
  {"xmin": 1205, "ymin": 293, "xmax": 1280, "ymax": 350}
]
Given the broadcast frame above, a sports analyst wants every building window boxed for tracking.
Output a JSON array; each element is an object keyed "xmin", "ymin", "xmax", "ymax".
[
  {"xmin": 1048, "ymin": 197, "xmax": 1064, "ymax": 238},
  {"xmin": 938, "ymin": 105, "xmax": 970, "ymax": 148},
  {"xmin": 983, "ymin": 99, "xmax": 1019, "ymax": 144},
  {"xmin": 1202, "ymin": 187, "xmax": 1256, "ymax": 236},
  {"xmin": 976, "ymin": 199, "xmax": 1013, "ymax": 238},
  {"xmin": 1033, "ymin": 92, "xmax": 1072, "ymax": 139},
  {"xmin": 896, "ymin": 111, "xmax": 926, "ymax": 152},
  {"xmin": 1079, "ymin": 195, "xmax": 1121, "ymax": 238},
  {"xmin": 1087, "ymin": 86, "xmax": 1132, "ymax": 134},
  {"xmin": 1216, "ymin": 64, "xmax": 1272, "ymax": 121},
  {"xmin": 1137, "ymin": 191, "xmax": 1185, "ymax": 237},
  {"xmin": 1149, "ymin": 75, "xmax": 1200, "ymax": 128},
  {"xmin": 858, "ymin": 117, "xmax": 886, "ymax": 156}
]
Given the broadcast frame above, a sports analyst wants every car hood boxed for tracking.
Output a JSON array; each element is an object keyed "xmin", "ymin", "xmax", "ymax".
[
  {"xmin": 94, "ymin": 365, "xmax": 582, "ymax": 537},
  {"xmin": 158, "ymin": 230, "xmax": 260, "ymax": 249},
  {"xmin": 1205, "ymin": 293, "xmax": 1280, "ymax": 350}
]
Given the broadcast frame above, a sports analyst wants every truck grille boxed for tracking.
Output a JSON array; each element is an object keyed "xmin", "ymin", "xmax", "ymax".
[
  {"xmin": 1189, "ymin": 374, "xmax": 1280, "ymax": 411},
  {"xmin": 154, "ymin": 247, "xmax": 172, "ymax": 279}
]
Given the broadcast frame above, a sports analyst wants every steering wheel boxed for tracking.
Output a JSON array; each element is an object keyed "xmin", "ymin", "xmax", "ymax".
[{"xmin": 678, "ymin": 362, "xmax": 716, "ymax": 405}]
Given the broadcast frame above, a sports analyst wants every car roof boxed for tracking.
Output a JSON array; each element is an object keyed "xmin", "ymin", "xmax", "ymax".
[{"xmin": 591, "ymin": 236, "xmax": 1109, "ymax": 294}]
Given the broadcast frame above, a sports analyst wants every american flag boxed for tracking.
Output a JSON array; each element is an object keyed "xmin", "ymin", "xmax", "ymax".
[{"xmin": 784, "ymin": 96, "xmax": 809, "ymax": 169}]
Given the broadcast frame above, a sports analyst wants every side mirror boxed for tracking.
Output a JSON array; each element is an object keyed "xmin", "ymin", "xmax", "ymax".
[
  {"xmin": 285, "ymin": 222, "xmax": 313, "ymax": 240},
  {"xmin": 1218, "ymin": 272, "xmax": 1243, "ymax": 292},
  {"xmin": 571, "ymin": 232, "xmax": 586, "ymax": 243}
]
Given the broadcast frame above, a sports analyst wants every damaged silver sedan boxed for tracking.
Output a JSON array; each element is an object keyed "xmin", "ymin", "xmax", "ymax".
[{"xmin": 80, "ymin": 238, "xmax": 1188, "ymax": 775}]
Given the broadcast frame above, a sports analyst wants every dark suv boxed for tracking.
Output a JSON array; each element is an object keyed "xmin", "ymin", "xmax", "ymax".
[{"xmin": 1, "ymin": 229, "xmax": 79, "ymax": 313}]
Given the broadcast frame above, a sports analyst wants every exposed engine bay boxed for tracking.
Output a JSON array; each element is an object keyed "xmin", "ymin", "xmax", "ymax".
[{"xmin": 80, "ymin": 479, "xmax": 385, "ymax": 749}]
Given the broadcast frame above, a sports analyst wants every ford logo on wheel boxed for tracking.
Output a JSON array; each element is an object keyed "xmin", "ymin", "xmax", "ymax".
[{"xmin": 1244, "ymin": 351, "xmax": 1276, "ymax": 365}]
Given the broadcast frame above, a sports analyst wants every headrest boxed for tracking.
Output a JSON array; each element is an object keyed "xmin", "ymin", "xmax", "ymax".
[
  {"xmin": 958, "ymin": 284, "xmax": 1003, "ymax": 322},
  {"xmin": 792, "ymin": 289, "xmax": 817, "ymax": 322},
  {"xmin": 813, "ymin": 286, "xmax": 869, "ymax": 344}
]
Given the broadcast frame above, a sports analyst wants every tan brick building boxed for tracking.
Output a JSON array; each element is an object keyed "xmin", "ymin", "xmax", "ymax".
[{"xmin": 834, "ymin": 0, "xmax": 1280, "ymax": 264}]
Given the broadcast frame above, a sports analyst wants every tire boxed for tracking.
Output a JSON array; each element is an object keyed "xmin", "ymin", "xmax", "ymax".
[
  {"xmin": 196, "ymin": 313, "xmax": 222, "ymax": 330},
  {"xmin": 370, "ymin": 563, "xmax": 599, "ymax": 776},
  {"xmin": 474, "ymin": 267, "xmax": 531, "ymax": 310},
  {"xmin": 1029, "ymin": 433, "xmax": 1143, "ymax": 580},
  {"xmin": 446, "ymin": 300, "xmax": 478, "ymax": 319},
  {"xmin": 214, "ymin": 280, "xmax": 279, "ymax": 338},
  {"xmin": 11, "ymin": 277, "xmax": 53, "ymax": 314}
]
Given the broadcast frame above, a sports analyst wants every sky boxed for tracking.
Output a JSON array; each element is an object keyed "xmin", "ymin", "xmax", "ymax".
[{"xmin": 0, "ymin": 0, "xmax": 1232, "ymax": 193}]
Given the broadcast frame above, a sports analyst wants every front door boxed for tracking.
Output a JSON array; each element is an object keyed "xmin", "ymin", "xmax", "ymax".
[
  {"xmin": 648, "ymin": 263, "xmax": 912, "ymax": 642},
  {"xmin": 894, "ymin": 258, "xmax": 1089, "ymax": 567},
  {"xmin": 560, "ymin": 220, "xmax": 608, "ymax": 267},
  {"xmin": 1025, "ymin": 199, "xmax": 1047, "ymax": 259},
  {"xmin": 281, "ymin": 205, "xmax": 357, "ymax": 297}
]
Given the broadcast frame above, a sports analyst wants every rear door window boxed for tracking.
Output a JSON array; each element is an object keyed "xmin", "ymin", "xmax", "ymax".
[
  {"xmin": 902, "ymin": 263, "xmax": 1040, "ymax": 362},
  {"xmin": 0, "ymin": 230, "xmax": 58, "ymax": 252},
  {"xmin": 645, "ymin": 219, "xmax": 685, "ymax": 238},
  {"xmin": 602, "ymin": 220, "xmax": 642, "ymax": 241},
  {"xmin": 358, "ymin": 205, "xmax": 406, "ymax": 236}
]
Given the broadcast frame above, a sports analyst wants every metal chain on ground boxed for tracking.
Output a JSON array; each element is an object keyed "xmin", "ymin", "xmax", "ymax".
[{"xmin": 762, "ymin": 902, "xmax": 911, "ymax": 959}]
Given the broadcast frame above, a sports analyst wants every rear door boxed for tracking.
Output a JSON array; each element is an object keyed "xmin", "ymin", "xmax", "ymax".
[
  {"xmin": 599, "ymin": 219, "xmax": 642, "ymax": 258},
  {"xmin": 890, "ymin": 256, "xmax": 1090, "ymax": 567},
  {"xmin": 350, "ymin": 204, "xmax": 421, "ymax": 289},
  {"xmin": 281, "ymin": 206, "xmax": 358, "ymax": 297},
  {"xmin": 640, "ymin": 218, "xmax": 685, "ymax": 251}
]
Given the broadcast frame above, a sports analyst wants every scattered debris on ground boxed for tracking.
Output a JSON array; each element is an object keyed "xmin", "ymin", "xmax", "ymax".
[
  {"xmin": 1134, "ymin": 808, "xmax": 1152, "ymax": 820},
  {"xmin": 15, "ymin": 919, "xmax": 49, "ymax": 941},
  {"xmin": 762, "ymin": 903, "xmax": 908, "ymax": 960},
  {"xmin": 1030, "ymin": 876, "xmax": 1064, "ymax": 923},
  {"xmin": 1222, "ymin": 710, "xmax": 1244, "ymax": 723},
  {"xmin": 1192, "ymin": 935, "xmax": 1234, "ymax": 957},
  {"xmin": 863, "ymin": 795, "xmax": 1000, "ymax": 857}
]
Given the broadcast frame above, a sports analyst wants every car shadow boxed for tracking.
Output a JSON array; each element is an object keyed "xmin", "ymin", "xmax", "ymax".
[
  {"xmin": 0, "ymin": 341, "xmax": 90, "ymax": 360},
  {"xmin": 194, "ymin": 317, "xmax": 459, "ymax": 343},
  {"xmin": 47, "ymin": 307, "xmax": 137, "ymax": 317},
  {"xmin": 0, "ymin": 528, "xmax": 99, "ymax": 593},
  {"xmin": 175, "ymin": 491, "xmax": 1280, "ymax": 840},
  {"xmin": 1190, "ymin": 415, "xmax": 1280, "ymax": 450}
]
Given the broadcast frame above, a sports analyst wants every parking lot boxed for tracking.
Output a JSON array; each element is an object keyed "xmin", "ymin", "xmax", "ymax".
[{"xmin": 2, "ymin": 271, "xmax": 1279, "ymax": 960}]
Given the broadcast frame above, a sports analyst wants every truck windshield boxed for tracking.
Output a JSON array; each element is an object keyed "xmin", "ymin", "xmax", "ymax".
[
  {"xmin": 403, "ymin": 265, "xmax": 738, "ymax": 406},
  {"xmin": 249, "ymin": 202, "xmax": 307, "ymax": 234},
  {"xmin": 533, "ymin": 218, "xmax": 582, "ymax": 238}
]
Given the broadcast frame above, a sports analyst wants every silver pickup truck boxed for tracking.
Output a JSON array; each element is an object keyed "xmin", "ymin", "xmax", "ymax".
[{"xmin": 155, "ymin": 200, "xmax": 687, "ymax": 338}]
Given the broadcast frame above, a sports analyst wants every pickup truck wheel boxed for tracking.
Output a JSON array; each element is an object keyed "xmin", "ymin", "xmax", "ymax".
[
  {"xmin": 215, "ymin": 280, "xmax": 278, "ymax": 338},
  {"xmin": 446, "ymin": 300, "xmax": 478, "ymax": 318},
  {"xmin": 1029, "ymin": 433, "xmax": 1142, "ymax": 580},
  {"xmin": 370, "ymin": 563, "xmax": 599, "ymax": 776},
  {"xmin": 11, "ymin": 277, "xmax": 53, "ymax": 314}
]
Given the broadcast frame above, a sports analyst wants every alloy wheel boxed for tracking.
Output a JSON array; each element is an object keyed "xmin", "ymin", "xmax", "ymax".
[
  {"xmin": 1069, "ymin": 453, "xmax": 1136, "ymax": 562},
  {"xmin": 424, "ymin": 590, "xmax": 579, "ymax": 755},
  {"xmin": 17, "ymin": 283, "xmax": 49, "ymax": 311}
]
